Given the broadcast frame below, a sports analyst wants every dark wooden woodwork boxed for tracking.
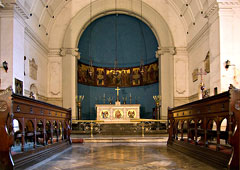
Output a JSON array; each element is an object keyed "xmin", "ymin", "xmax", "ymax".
[
  {"xmin": 0, "ymin": 87, "xmax": 72, "ymax": 170},
  {"xmin": 168, "ymin": 85, "xmax": 240, "ymax": 169}
]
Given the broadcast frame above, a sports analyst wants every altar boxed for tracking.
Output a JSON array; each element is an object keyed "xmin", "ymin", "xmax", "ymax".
[{"xmin": 96, "ymin": 101, "xmax": 140, "ymax": 123}]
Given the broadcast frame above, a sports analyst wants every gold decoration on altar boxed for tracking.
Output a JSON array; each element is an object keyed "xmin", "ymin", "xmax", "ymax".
[
  {"xmin": 101, "ymin": 110, "xmax": 110, "ymax": 119},
  {"xmin": 127, "ymin": 110, "xmax": 136, "ymax": 118},
  {"xmin": 114, "ymin": 109, "xmax": 123, "ymax": 119}
]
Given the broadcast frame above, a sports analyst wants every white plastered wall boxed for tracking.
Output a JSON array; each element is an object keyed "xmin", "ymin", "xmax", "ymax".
[
  {"xmin": 24, "ymin": 30, "xmax": 48, "ymax": 99},
  {"xmin": 0, "ymin": 9, "xmax": 25, "ymax": 92},
  {"xmin": 219, "ymin": 4, "xmax": 240, "ymax": 91},
  {"xmin": 188, "ymin": 10, "xmax": 221, "ymax": 100}
]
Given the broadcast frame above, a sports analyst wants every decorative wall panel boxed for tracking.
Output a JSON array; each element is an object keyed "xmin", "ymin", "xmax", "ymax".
[{"xmin": 78, "ymin": 61, "xmax": 158, "ymax": 87}]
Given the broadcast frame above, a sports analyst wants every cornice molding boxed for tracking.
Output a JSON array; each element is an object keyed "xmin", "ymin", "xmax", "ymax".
[
  {"xmin": 25, "ymin": 26, "xmax": 49, "ymax": 55},
  {"xmin": 0, "ymin": 0, "xmax": 28, "ymax": 20},
  {"xmin": 48, "ymin": 48, "xmax": 61, "ymax": 57},
  {"xmin": 175, "ymin": 47, "xmax": 188, "ymax": 55},
  {"xmin": 204, "ymin": 2, "xmax": 219, "ymax": 18},
  {"xmin": 14, "ymin": 0, "xmax": 28, "ymax": 20},
  {"xmin": 187, "ymin": 23, "xmax": 209, "ymax": 52},
  {"xmin": 218, "ymin": 1, "xmax": 240, "ymax": 8},
  {"xmin": 155, "ymin": 47, "xmax": 176, "ymax": 58},
  {"xmin": 0, "ymin": 0, "xmax": 16, "ymax": 9}
]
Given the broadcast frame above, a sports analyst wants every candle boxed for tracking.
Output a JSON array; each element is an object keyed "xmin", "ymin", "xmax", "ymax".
[
  {"xmin": 103, "ymin": 93, "xmax": 105, "ymax": 97},
  {"xmin": 130, "ymin": 93, "xmax": 131, "ymax": 97}
]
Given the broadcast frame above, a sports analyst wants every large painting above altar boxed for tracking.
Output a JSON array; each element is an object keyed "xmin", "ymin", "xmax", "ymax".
[{"xmin": 78, "ymin": 61, "xmax": 158, "ymax": 87}]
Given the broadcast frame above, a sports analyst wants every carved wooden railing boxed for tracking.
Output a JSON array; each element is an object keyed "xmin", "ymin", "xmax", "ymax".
[
  {"xmin": 0, "ymin": 87, "xmax": 14, "ymax": 170},
  {"xmin": 0, "ymin": 87, "xmax": 72, "ymax": 170},
  {"xmin": 168, "ymin": 85, "xmax": 240, "ymax": 169},
  {"xmin": 72, "ymin": 119, "xmax": 167, "ymax": 137}
]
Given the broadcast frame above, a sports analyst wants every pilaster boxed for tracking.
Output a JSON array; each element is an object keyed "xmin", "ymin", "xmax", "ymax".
[
  {"xmin": 218, "ymin": 1, "xmax": 240, "ymax": 91},
  {"xmin": 46, "ymin": 49, "xmax": 63, "ymax": 106},
  {"xmin": 61, "ymin": 48, "xmax": 79, "ymax": 119},
  {"xmin": 0, "ymin": 2, "xmax": 28, "ymax": 92},
  {"xmin": 156, "ymin": 47, "xmax": 176, "ymax": 119}
]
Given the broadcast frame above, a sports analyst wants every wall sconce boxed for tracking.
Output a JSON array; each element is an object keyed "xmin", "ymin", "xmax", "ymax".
[
  {"xmin": 0, "ymin": 61, "xmax": 8, "ymax": 72},
  {"xmin": 225, "ymin": 60, "xmax": 235, "ymax": 70}
]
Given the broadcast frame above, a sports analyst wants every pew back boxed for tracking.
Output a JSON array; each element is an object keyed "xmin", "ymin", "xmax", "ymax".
[
  {"xmin": 168, "ymin": 85, "xmax": 240, "ymax": 169},
  {"xmin": 0, "ymin": 87, "xmax": 72, "ymax": 170}
]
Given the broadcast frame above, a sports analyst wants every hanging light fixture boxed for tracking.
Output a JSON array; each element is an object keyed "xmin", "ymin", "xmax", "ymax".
[
  {"xmin": 113, "ymin": 0, "xmax": 118, "ymax": 77},
  {"xmin": 139, "ymin": 0, "xmax": 147, "ymax": 74},
  {"xmin": 88, "ymin": 0, "xmax": 93, "ymax": 76}
]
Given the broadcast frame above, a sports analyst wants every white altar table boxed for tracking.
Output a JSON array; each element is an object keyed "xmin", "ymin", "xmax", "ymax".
[{"xmin": 96, "ymin": 102, "xmax": 140, "ymax": 123}]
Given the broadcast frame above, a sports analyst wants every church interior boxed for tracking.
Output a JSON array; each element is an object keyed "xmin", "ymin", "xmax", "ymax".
[{"xmin": 0, "ymin": 0, "xmax": 240, "ymax": 169}]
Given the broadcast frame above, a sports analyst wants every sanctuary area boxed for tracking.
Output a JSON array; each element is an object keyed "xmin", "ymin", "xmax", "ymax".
[{"xmin": 0, "ymin": 0, "xmax": 240, "ymax": 169}]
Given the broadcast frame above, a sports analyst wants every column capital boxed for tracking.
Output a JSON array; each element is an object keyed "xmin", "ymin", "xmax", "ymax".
[
  {"xmin": 155, "ymin": 47, "xmax": 176, "ymax": 58},
  {"xmin": 60, "ymin": 48, "xmax": 80, "ymax": 58},
  {"xmin": 0, "ymin": 1, "xmax": 29, "ymax": 20},
  {"xmin": 0, "ymin": 0, "xmax": 16, "ymax": 9},
  {"xmin": 48, "ymin": 48, "xmax": 61, "ymax": 57}
]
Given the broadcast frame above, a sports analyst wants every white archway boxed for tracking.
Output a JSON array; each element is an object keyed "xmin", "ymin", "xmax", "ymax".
[
  {"xmin": 49, "ymin": 0, "xmax": 186, "ymax": 48},
  {"xmin": 48, "ymin": 0, "xmax": 187, "ymax": 119}
]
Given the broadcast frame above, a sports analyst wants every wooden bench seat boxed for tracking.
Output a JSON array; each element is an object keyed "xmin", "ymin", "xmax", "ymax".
[
  {"xmin": 0, "ymin": 87, "xmax": 72, "ymax": 170},
  {"xmin": 168, "ymin": 85, "xmax": 240, "ymax": 169}
]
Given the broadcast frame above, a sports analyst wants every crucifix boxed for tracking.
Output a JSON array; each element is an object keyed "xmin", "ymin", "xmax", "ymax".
[
  {"xmin": 197, "ymin": 68, "xmax": 207, "ymax": 99},
  {"xmin": 115, "ymin": 86, "xmax": 120, "ymax": 102}
]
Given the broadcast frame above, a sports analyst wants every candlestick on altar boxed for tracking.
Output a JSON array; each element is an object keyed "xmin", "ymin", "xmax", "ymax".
[
  {"xmin": 153, "ymin": 95, "xmax": 161, "ymax": 120},
  {"xmin": 107, "ymin": 97, "xmax": 113, "ymax": 104},
  {"xmin": 129, "ymin": 93, "xmax": 132, "ymax": 104},
  {"xmin": 122, "ymin": 96, "xmax": 127, "ymax": 104},
  {"xmin": 76, "ymin": 95, "xmax": 84, "ymax": 120}
]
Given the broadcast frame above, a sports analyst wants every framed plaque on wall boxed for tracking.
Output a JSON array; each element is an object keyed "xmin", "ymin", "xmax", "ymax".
[{"xmin": 15, "ymin": 78, "xmax": 23, "ymax": 95}]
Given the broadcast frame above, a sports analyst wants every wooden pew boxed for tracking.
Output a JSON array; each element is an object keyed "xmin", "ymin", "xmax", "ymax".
[
  {"xmin": 0, "ymin": 86, "xmax": 72, "ymax": 170},
  {"xmin": 168, "ymin": 84, "xmax": 240, "ymax": 169}
]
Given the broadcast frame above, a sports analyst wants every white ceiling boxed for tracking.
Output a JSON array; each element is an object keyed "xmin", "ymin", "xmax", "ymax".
[
  {"xmin": 2, "ymin": 0, "xmax": 239, "ymax": 48},
  {"xmin": 18, "ymin": 0, "xmax": 211, "ymax": 36}
]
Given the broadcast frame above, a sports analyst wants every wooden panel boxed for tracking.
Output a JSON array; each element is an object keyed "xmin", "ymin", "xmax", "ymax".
[
  {"xmin": 168, "ymin": 85, "xmax": 240, "ymax": 169},
  {"xmin": 0, "ymin": 88, "xmax": 72, "ymax": 170}
]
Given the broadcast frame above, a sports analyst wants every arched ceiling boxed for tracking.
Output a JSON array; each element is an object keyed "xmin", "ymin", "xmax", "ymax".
[
  {"xmin": 22, "ymin": 0, "xmax": 210, "ymax": 31},
  {"xmin": 4, "ymin": 0, "xmax": 231, "ymax": 49},
  {"xmin": 20, "ymin": 0, "xmax": 212, "ymax": 35}
]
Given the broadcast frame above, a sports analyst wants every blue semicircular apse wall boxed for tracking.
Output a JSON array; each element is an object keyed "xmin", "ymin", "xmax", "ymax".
[{"xmin": 78, "ymin": 14, "xmax": 159, "ymax": 119}]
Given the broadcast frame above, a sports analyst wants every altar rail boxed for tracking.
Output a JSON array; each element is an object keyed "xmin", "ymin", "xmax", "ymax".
[
  {"xmin": 72, "ymin": 119, "xmax": 167, "ymax": 137},
  {"xmin": 168, "ymin": 85, "xmax": 240, "ymax": 169},
  {"xmin": 0, "ymin": 87, "xmax": 72, "ymax": 170}
]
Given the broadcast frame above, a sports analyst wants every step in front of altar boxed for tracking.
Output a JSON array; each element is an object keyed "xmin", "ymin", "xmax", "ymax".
[
  {"xmin": 72, "ymin": 136, "xmax": 168, "ymax": 143},
  {"xmin": 100, "ymin": 123, "xmax": 140, "ymax": 135},
  {"xmin": 72, "ymin": 123, "xmax": 167, "ymax": 136}
]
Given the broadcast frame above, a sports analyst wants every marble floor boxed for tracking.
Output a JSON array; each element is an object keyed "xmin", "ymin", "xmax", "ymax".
[{"xmin": 28, "ymin": 143, "xmax": 220, "ymax": 170}]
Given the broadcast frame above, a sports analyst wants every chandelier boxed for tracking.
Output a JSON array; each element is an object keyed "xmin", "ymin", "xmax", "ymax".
[
  {"xmin": 88, "ymin": 0, "xmax": 93, "ymax": 76},
  {"xmin": 113, "ymin": 0, "xmax": 118, "ymax": 77},
  {"xmin": 139, "ymin": 0, "xmax": 147, "ymax": 74}
]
